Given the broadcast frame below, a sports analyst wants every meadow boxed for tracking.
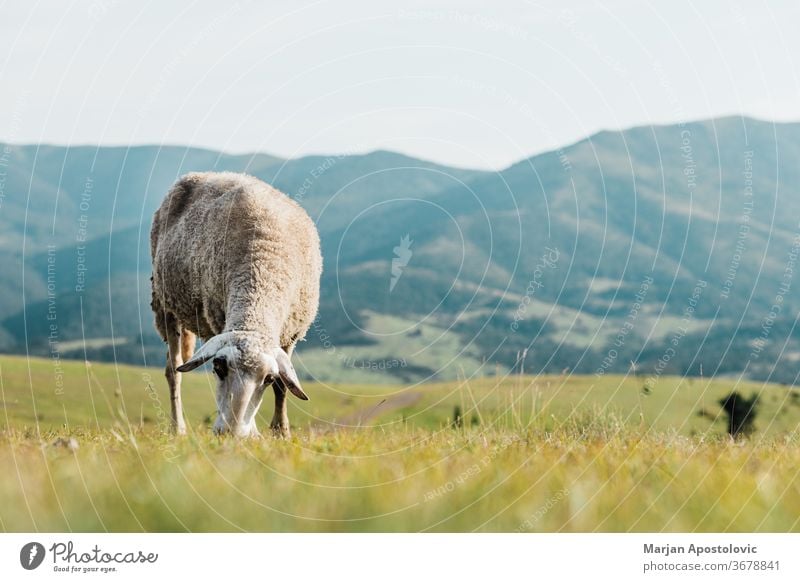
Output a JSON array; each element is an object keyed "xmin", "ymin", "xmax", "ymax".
[{"xmin": 1, "ymin": 354, "xmax": 799, "ymax": 532}]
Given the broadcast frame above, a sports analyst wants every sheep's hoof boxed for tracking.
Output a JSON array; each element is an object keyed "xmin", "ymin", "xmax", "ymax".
[{"xmin": 271, "ymin": 424, "xmax": 291, "ymax": 439}]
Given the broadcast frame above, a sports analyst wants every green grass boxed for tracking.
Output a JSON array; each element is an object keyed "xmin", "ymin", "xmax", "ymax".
[
  {"xmin": 1, "ymin": 355, "xmax": 800, "ymax": 532},
  {"xmin": 295, "ymin": 311, "xmax": 486, "ymax": 384}
]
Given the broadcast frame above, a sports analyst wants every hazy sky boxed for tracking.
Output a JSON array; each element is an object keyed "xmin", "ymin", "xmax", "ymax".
[{"xmin": 2, "ymin": 0, "xmax": 799, "ymax": 169}]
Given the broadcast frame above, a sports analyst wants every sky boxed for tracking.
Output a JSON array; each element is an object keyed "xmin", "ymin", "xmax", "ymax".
[{"xmin": 2, "ymin": 0, "xmax": 799, "ymax": 170}]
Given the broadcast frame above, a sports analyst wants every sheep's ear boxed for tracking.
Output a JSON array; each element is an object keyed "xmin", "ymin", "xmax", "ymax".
[
  {"xmin": 274, "ymin": 348, "xmax": 308, "ymax": 400},
  {"xmin": 177, "ymin": 332, "xmax": 233, "ymax": 372}
]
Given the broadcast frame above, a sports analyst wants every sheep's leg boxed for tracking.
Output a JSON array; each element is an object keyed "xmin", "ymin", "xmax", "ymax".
[
  {"xmin": 164, "ymin": 314, "xmax": 187, "ymax": 435},
  {"xmin": 270, "ymin": 383, "xmax": 290, "ymax": 438},
  {"xmin": 181, "ymin": 329, "xmax": 196, "ymax": 363},
  {"xmin": 270, "ymin": 344, "xmax": 294, "ymax": 438}
]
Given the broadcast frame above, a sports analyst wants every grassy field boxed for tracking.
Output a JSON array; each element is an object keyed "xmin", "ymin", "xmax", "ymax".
[{"xmin": 1, "ymin": 354, "xmax": 800, "ymax": 532}]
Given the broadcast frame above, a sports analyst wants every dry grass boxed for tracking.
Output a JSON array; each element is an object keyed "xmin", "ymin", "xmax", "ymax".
[{"xmin": 2, "ymin": 423, "xmax": 799, "ymax": 532}]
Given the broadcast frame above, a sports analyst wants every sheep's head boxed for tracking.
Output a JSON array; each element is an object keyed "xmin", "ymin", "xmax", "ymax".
[{"xmin": 176, "ymin": 331, "xmax": 307, "ymax": 437}]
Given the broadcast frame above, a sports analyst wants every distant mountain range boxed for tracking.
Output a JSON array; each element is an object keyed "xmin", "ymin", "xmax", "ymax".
[{"xmin": 3, "ymin": 116, "xmax": 800, "ymax": 385}]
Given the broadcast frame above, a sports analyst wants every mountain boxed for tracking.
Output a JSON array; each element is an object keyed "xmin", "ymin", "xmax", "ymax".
[{"xmin": 2, "ymin": 117, "xmax": 800, "ymax": 385}]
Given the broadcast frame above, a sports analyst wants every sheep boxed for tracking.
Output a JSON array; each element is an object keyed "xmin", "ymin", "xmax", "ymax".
[{"xmin": 150, "ymin": 171, "xmax": 322, "ymax": 438}]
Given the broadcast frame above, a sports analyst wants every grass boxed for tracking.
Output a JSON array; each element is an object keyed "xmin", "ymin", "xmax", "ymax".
[
  {"xmin": 1, "ymin": 354, "xmax": 800, "ymax": 532},
  {"xmin": 295, "ymin": 311, "xmax": 486, "ymax": 384}
]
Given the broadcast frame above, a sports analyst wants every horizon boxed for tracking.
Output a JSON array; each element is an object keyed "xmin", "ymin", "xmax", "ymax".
[{"xmin": 3, "ymin": 113, "xmax": 797, "ymax": 172}]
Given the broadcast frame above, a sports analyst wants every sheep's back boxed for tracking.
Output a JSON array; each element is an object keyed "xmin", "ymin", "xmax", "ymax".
[{"xmin": 150, "ymin": 172, "xmax": 321, "ymax": 339}]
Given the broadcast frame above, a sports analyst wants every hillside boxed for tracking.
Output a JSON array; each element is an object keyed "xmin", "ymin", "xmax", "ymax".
[{"xmin": 2, "ymin": 117, "xmax": 800, "ymax": 384}]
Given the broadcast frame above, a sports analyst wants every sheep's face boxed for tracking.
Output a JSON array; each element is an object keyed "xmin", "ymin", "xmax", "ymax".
[
  {"xmin": 176, "ymin": 331, "xmax": 308, "ymax": 437},
  {"xmin": 209, "ymin": 343, "xmax": 271, "ymax": 437}
]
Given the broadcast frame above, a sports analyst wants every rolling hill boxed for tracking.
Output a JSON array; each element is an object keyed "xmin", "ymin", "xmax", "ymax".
[{"xmin": 2, "ymin": 116, "xmax": 800, "ymax": 384}]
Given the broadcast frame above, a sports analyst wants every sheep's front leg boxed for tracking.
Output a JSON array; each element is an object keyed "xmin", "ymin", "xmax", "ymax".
[
  {"xmin": 270, "ymin": 383, "xmax": 290, "ymax": 438},
  {"xmin": 164, "ymin": 314, "xmax": 187, "ymax": 435},
  {"xmin": 270, "ymin": 343, "xmax": 294, "ymax": 438}
]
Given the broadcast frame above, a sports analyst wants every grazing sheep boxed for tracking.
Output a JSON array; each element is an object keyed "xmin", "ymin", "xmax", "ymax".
[{"xmin": 150, "ymin": 172, "xmax": 322, "ymax": 438}]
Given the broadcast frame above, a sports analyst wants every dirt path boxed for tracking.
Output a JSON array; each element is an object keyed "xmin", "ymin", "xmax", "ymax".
[{"xmin": 328, "ymin": 391, "xmax": 423, "ymax": 429}]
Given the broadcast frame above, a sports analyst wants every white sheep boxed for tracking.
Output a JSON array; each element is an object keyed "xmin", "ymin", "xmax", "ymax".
[{"xmin": 150, "ymin": 172, "xmax": 322, "ymax": 437}]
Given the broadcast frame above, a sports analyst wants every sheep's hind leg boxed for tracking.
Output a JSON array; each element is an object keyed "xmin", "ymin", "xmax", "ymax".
[{"xmin": 165, "ymin": 313, "xmax": 187, "ymax": 435}]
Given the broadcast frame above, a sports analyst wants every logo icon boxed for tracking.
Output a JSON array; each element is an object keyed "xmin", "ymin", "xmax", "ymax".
[
  {"xmin": 390, "ymin": 234, "xmax": 413, "ymax": 293},
  {"xmin": 20, "ymin": 542, "xmax": 46, "ymax": 570}
]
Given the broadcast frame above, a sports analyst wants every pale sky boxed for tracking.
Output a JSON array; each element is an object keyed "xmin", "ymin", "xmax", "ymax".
[{"xmin": 2, "ymin": 0, "xmax": 799, "ymax": 169}]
